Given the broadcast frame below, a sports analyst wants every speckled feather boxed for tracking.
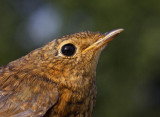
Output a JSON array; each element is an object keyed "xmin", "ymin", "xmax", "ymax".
[{"xmin": 0, "ymin": 30, "xmax": 122, "ymax": 117}]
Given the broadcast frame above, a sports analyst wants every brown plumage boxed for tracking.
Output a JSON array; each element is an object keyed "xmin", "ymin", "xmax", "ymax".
[{"xmin": 0, "ymin": 29, "xmax": 123, "ymax": 117}]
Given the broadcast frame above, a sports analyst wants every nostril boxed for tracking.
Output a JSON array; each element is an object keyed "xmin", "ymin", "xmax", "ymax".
[{"xmin": 104, "ymin": 29, "xmax": 115, "ymax": 35}]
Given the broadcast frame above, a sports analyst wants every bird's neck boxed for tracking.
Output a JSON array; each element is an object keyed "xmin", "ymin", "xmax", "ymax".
[{"xmin": 48, "ymin": 77, "xmax": 97, "ymax": 117}]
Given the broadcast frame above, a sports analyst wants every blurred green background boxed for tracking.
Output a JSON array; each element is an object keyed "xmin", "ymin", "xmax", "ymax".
[{"xmin": 0, "ymin": 0, "xmax": 160, "ymax": 117}]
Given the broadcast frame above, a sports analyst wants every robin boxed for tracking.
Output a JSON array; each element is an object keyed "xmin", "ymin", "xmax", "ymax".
[{"xmin": 0, "ymin": 29, "xmax": 123, "ymax": 117}]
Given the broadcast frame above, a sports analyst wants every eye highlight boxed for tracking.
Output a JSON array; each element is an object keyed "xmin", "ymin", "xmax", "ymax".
[{"xmin": 61, "ymin": 43, "xmax": 76, "ymax": 56}]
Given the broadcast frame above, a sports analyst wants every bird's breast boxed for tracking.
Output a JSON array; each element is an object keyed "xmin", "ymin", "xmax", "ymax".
[{"xmin": 45, "ymin": 82, "xmax": 97, "ymax": 117}]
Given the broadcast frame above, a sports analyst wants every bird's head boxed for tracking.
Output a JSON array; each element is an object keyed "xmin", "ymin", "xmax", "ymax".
[{"xmin": 22, "ymin": 29, "xmax": 123, "ymax": 89}]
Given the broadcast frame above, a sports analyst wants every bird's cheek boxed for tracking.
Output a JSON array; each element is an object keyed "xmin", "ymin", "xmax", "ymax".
[
  {"xmin": 63, "ymin": 70, "xmax": 70, "ymax": 77},
  {"xmin": 82, "ymin": 53, "xmax": 94, "ymax": 62}
]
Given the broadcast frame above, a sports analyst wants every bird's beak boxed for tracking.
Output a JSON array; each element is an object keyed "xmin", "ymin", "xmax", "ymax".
[{"xmin": 82, "ymin": 29, "xmax": 124, "ymax": 54}]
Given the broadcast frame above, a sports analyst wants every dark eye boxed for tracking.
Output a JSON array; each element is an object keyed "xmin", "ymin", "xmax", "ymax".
[{"xmin": 61, "ymin": 43, "xmax": 76, "ymax": 56}]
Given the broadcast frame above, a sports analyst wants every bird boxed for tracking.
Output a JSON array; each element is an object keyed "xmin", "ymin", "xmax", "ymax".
[{"xmin": 0, "ymin": 29, "xmax": 123, "ymax": 117}]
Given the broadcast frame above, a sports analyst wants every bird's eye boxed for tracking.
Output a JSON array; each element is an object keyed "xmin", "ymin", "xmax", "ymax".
[{"xmin": 61, "ymin": 43, "xmax": 76, "ymax": 56}]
